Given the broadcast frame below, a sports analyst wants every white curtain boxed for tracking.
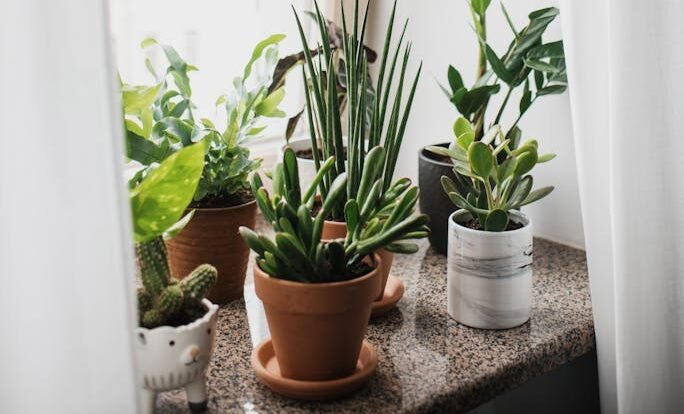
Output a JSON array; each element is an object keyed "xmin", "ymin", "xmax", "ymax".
[
  {"xmin": 560, "ymin": 0, "xmax": 684, "ymax": 413},
  {"xmin": 0, "ymin": 1, "xmax": 139, "ymax": 413}
]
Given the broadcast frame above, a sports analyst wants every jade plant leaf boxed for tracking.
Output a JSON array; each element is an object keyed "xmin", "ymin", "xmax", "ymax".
[
  {"xmin": 130, "ymin": 141, "xmax": 206, "ymax": 243},
  {"xmin": 484, "ymin": 209, "xmax": 508, "ymax": 231},
  {"xmin": 468, "ymin": 141, "xmax": 495, "ymax": 179}
]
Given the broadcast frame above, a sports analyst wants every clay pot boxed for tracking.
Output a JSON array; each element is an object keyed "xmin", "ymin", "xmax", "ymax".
[
  {"xmin": 419, "ymin": 143, "xmax": 458, "ymax": 255},
  {"xmin": 254, "ymin": 253, "xmax": 382, "ymax": 381},
  {"xmin": 166, "ymin": 201, "xmax": 256, "ymax": 305},
  {"xmin": 322, "ymin": 220, "xmax": 394, "ymax": 299}
]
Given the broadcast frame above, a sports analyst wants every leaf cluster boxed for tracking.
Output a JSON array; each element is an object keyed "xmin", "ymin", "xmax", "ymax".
[
  {"xmin": 293, "ymin": 0, "xmax": 421, "ymax": 220},
  {"xmin": 122, "ymin": 36, "xmax": 286, "ymax": 204},
  {"xmin": 239, "ymin": 146, "xmax": 429, "ymax": 283},
  {"xmin": 428, "ymin": 118, "xmax": 554, "ymax": 231}
]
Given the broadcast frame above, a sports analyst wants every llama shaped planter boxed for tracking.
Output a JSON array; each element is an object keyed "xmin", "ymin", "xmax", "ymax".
[{"xmin": 135, "ymin": 299, "xmax": 219, "ymax": 414}]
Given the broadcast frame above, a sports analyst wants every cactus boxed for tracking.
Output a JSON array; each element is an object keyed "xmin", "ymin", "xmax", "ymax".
[{"xmin": 136, "ymin": 236, "xmax": 217, "ymax": 328}]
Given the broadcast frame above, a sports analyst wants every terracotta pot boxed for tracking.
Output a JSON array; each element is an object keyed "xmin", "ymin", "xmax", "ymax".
[
  {"xmin": 166, "ymin": 200, "xmax": 256, "ymax": 305},
  {"xmin": 322, "ymin": 220, "xmax": 393, "ymax": 299},
  {"xmin": 254, "ymin": 253, "xmax": 382, "ymax": 381}
]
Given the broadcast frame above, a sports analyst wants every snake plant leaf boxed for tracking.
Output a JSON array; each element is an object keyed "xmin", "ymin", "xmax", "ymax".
[
  {"xmin": 507, "ymin": 175, "xmax": 533, "ymax": 209},
  {"xmin": 468, "ymin": 141, "xmax": 495, "ymax": 179},
  {"xmin": 484, "ymin": 209, "xmax": 509, "ymax": 232},
  {"xmin": 520, "ymin": 186, "xmax": 554, "ymax": 206}
]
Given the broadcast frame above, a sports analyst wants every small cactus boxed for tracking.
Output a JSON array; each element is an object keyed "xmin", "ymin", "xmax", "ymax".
[{"xmin": 136, "ymin": 236, "xmax": 217, "ymax": 328}]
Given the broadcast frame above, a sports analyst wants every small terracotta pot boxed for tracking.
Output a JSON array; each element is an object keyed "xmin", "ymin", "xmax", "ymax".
[
  {"xmin": 254, "ymin": 253, "xmax": 382, "ymax": 381},
  {"xmin": 322, "ymin": 220, "xmax": 393, "ymax": 299},
  {"xmin": 166, "ymin": 200, "xmax": 256, "ymax": 305}
]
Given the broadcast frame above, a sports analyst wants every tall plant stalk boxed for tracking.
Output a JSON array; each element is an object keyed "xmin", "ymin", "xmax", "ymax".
[{"xmin": 293, "ymin": 0, "xmax": 422, "ymax": 220}]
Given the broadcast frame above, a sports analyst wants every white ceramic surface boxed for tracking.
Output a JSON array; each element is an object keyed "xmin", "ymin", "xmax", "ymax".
[
  {"xmin": 281, "ymin": 136, "xmax": 348, "ymax": 191},
  {"xmin": 447, "ymin": 211, "xmax": 533, "ymax": 329},
  {"xmin": 135, "ymin": 299, "xmax": 219, "ymax": 414}
]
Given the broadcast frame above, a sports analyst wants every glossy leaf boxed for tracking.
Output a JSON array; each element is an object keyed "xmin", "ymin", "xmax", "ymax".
[{"xmin": 468, "ymin": 142, "xmax": 495, "ymax": 179}]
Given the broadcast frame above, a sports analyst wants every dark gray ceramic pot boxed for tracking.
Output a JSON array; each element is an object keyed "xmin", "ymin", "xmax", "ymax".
[{"xmin": 418, "ymin": 143, "xmax": 458, "ymax": 255}]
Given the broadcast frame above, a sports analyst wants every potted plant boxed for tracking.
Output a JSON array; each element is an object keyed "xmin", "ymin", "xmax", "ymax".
[
  {"xmin": 128, "ymin": 142, "xmax": 219, "ymax": 413},
  {"xmin": 292, "ymin": 0, "xmax": 423, "ymax": 308},
  {"xmin": 239, "ymin": 147, "xmax": 428, "ymax": 399},
  {"xmin": 269, "ymin": 12, "xmax": 377, "ymax": 190},
  {"xmin": 430, "ymin": 116, "xmax": 555, "ymax": 329},
  {"xmin": 419, "ymin": 1, "xmax": 566, "ymax": 254},
  {"xmin": 122, "ymin": 35, "xmax": 286, "ymax": 304}
]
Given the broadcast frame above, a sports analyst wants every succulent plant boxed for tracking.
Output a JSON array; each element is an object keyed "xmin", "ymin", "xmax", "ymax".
[
  {"xmin": 239, "ymin": 146, "xmax": 429, "ymax": 283},
  {"xmin": 136, "ymin": 236, "xmax": 217, "ymax": 328},
  {"xmin": 428, "ymin": 117, "xmax": 554, "ymax": 232},
  {"xmin": 293, "ymin": 0, "xmax": 421, "ymax": 220}
]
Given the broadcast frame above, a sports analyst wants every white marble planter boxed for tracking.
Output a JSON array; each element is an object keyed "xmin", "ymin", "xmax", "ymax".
[
  {"xmin": 135, "ymin": 299, "xmax": 219, "ymax": 413},
  {"xmin": 281, "ymin": 136, "xmax": 348, "ymax": 191},
  {"xmin": 447, "ymin": 210, "xmax": 533, "ymax": 329}
]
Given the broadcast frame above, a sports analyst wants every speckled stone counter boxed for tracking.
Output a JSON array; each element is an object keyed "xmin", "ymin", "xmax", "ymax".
[{"xmin": 157, "ymin": 237, "xmax": 594, "ymax": 413}]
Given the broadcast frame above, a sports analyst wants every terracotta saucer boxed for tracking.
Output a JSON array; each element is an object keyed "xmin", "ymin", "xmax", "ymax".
[
  {"xmin": 252, "ymin": 338, "xmax": 378, "ymax": 401},
  {"xmin": 371, "ymin": 275, "xmax": 405, "ymax": 318}
]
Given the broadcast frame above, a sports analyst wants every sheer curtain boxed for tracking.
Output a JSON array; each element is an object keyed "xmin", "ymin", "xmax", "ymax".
[
  {"xmin": 0, "ymin": 0, "xmax": 138, "ymax": 413},
  {"xmin": 560, "ymin": 0, "xmax": 684, "ymax": 412}
]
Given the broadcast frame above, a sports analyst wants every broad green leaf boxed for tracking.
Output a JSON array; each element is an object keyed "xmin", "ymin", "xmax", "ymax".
[
  {"xmin": 538, "ymin": 153, "xmax": 557, "ymax": 163},
  {"xmin": 484, "ymin": 209, "xmax": 509, "ymax": 232},
  {"xmin": 456, "ymin": 85, "xmax": 500, "ymax": 117},
  {"xmin": 520, "ymin": 186, "xmax": 554, "ymax": 206},
  {"xmin": 448, "ymin": 65, "xmax": 464, "ymax": 92},
  {"xmin": 485, "ymin": 44, "xmax": 513, "ymax": 84},
  {"xmin": 537, "ymin": 84, "xmax": 567, "ymax": 96},
  {"xmin": 520, "ymin": 80, "xmax": 532, "ymax": 113},
  {"xmin": 507, "ymin": 175, "xmax": 533, "ymax": 208},
  {"xmin": 453, "ymin": 117, "xmax": 474, "ymax": 138},
  {"xmin": 524, "ymin": 58, "xmax": 560, "ymax": 73},
  {"xmin": 122, "ymin": 84, "xmax": 161, "ymax": 113},
  {"xmin": 468, "ymin": 142, "xmax": 494, "ymax": 179},
  {"xmin": 514, "ymin": 151, "xmax": 537, "ymax": 176},
  {"xmin": 254, "ymin": 87, "xmax": 286, "ymax": 117},
  {"xmin": 125, "ymin": 130, "xmax": 166, "ymax": 164},
  {"xmin": 457, "ymin": 132, "xmax": 475, "ymax": 151},
  {"xmin": 527, "ymin": 41, "xmax": 564, "ymax": 60},
  {"xmin": 243, "ymin": 34, "xmax": 286, "ymax": 80},
  {"xmin": 130, "ymin": 141, "xmax": 206, "ymax": 242}
]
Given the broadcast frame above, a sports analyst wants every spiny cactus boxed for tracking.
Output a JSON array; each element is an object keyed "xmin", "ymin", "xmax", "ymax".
[{"xmin": 136, "ymin": 236, "xmax": 217, "ymax": 328}]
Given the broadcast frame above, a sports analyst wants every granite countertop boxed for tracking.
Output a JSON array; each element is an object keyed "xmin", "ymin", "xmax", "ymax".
[{"xmin": 157, "ymin": 235, "xmax": 594, "ymax": 413}]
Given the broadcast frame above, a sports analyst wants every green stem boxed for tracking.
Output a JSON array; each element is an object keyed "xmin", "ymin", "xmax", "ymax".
[
  {"xmin": 493, "ymin": 87, "xmax": 513, "ymax": 125},
  {"xmin": 483, "ymin": 178, "xmax": 495, "ymax": 209}
]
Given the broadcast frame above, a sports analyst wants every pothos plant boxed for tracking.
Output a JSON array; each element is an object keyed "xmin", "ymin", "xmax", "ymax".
[
  {"xmin": 429, "ymin": 117, "xmax": 554, "ymax": 231},
  {"xmin": 239, "ymin": 146, "xmax": 429, "ymax": 283},
  {"xmin": 122, "ymin": 35, "xmax": 286, "ymax": 207},
  {"xmin": 294, "ymin": 0, "xmax": 421, "ymax": 220},
  {"xmin": 130, "ymin": 141, "xmax": 218, "ymax": 328}
]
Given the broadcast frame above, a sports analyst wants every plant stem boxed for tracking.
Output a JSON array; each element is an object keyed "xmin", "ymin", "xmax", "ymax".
[{"xmin": 493, "ymin": 87, "xmax": 513, "ymax": 125}]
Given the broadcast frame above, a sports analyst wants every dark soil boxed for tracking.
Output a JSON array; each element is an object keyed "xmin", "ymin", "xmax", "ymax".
[
  {"xmin": 463, "ymin": 219, "xmax": 524, "ymax": 232},
  {"xmin": 342, "ymin": 260, "xmax": 374, "ymax": 281},
  {"xmin": 143, "ymin": 304, "xmax": 208, "ymax": 328},
  {"xmin": 190, "ymin": 188, "xmax": 254, "ymax": 209},
  {"xmin": 296, "ymin": 147, "xmax": 348, "ymax": 160},
  {"xmin": 310, "ymin": 199, "xmax": 345, "ymax": 222}
]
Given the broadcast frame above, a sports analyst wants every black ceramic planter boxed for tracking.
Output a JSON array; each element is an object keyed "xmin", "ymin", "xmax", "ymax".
[{"xmin": 418, "ymin": 143, "xmax": 457, "ymax": 255}]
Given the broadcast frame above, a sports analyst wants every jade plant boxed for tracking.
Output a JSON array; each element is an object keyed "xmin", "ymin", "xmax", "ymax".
[
  {"xmin": 239, "ymin": 146, "xmax": 429, "ymax": 282},
  {"xmin": 429, "ymin": 117, "xmax": 554, "ymax": 232},
  {"xmin": 442, "ymin": 1, "xmax": 566, "ymax": 142},
  {"xmin": 129, "ymin": 141, "xmax": 217, "ymax": 328},
  {"xmin": 122, "ymin": 35, "xmax": 286, "ymax": 207},
  {"xmin": 293, "ymin": 0, "xmax": 421, "ymax": 220}
]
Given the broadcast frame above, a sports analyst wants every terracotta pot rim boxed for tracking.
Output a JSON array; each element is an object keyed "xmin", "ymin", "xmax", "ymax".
[
  {"xmin": 253, "ymin": 252, "xmax": 381, "ymax": 290},
  {"xmin": 420, "ymin": 143, "xmax": 453, "ymax": 167},
  {"xmin": 136, "ymin": 298, "xmax": 218, "ymax": 334},
  {"xmin": 186, "ymin": 198, "xmax": 256, "ymax": 213},
  {"xmin": 323, "ymin": 219, "xmax": 347, "ymax": 226}
]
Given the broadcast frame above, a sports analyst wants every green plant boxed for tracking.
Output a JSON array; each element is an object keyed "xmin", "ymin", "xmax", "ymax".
[
  {"xmin": 129, "ymin": 142, "xmax": 217, "ymax": 327},
  {"xmin": 443, "ymin": 1, "xmax": 566, "ymax": 143},
  {"xmin": 293, "ymin": 0, "xmax": 421, "ymax": 220},
  {"xmin": 429, "ymin": 117, "xmax": 554, "ymax": 231},
  {"xmin": 122, "ymin": 35, "xmax": 286, "ymax": 207},
  {"xmin": 268, "ymin": 13, "xmax": 377, "ymax": 141},
  {"xmin": 239, "ymin": 146, "xmax": 429, "ymax": 283}
]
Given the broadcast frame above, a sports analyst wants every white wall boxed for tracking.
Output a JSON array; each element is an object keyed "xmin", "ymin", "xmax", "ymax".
[{"xmin": 367, "ymin": 0, "xmax": 585, "ymax": 248}]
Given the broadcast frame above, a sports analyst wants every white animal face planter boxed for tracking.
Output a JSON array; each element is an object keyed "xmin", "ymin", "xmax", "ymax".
[
  {"xmin": 447, "ymin": 210, "xmax": 533, "ymax": 330},
  {"xmin": 135, "ymin": 299, "xmax": 219, "ymax": 414}
]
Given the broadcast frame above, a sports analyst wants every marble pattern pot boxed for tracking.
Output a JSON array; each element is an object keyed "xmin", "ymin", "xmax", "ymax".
[
  {"xmin": 447, "ymin": 210, "xmax": 533, "ymax": 329},
  {"xmin": 418, "ymin": 143, "xmax": 458, "ymax": 255},
  {"xmin": 166, "ymin": 201, "xmax": 257, "ymax": 304},
  {"xmin": 135, "ymin": 299, "xmax": 219, "ymax": 414},
  {"xmin": 253, "ymin": 254, "xmax": 382, "ymax": 381}
]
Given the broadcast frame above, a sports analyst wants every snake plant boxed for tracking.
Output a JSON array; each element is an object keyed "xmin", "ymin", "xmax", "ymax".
[
  {"xmin": 239, "ymin": 146, "xmax": 429, "ymax": 283},
  {"xmin": 428, "ymin": 117, "xmax": 554, "ymax": 232},
  {"xmin": 292, "ymin": 0, "xmax": 421, "ymax": 220}
]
